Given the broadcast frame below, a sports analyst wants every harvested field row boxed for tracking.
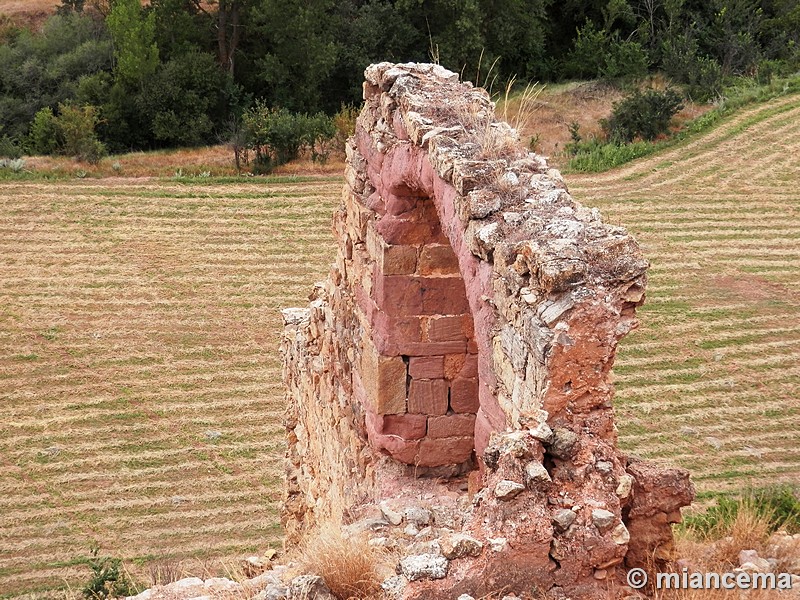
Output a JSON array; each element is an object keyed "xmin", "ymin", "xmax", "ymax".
[
  {"xmin": 568, "ymin": 92, "xmax": 800, "ymax": 495},
  {"xmin": 0, "ymin": 180, "xmax": 339, "ymax": 596}
]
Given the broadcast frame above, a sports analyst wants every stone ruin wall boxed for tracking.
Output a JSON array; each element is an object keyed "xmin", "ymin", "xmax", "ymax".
[{"xmin": 281, "ymin": 63, "xmax": 694, "ymax": 599}]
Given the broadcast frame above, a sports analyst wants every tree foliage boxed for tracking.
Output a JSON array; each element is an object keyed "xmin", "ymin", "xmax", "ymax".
[
  {"xmin": 0, "ymin": 0, "xmax": 797, "ymax": 157},
  {"xmin": 106, "ymin": 0, "xmax": 158, "ymax": 85}
]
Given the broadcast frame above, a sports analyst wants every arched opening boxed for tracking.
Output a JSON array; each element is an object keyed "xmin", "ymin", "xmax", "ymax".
[{"xmin": 355, "ymin": 182, "xmax": 479, "ymax": 470}]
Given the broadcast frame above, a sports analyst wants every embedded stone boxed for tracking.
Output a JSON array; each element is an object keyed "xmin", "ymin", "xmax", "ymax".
[
  {"xmin": 611, "ymin": 522, "xmax": 631, "ymax": 545},
  {"xmin": 399, "ymin": 554, "xmax": 448, "ymax": 581},
  {"xmin": 548, "ymin": 428, "xmax": 579, "ymax": 459},
  {"xmin": 616, "ymin": 474, "xmax": 634, "ymax": 499},
  {"xmin": 404, "ymin": 506, "xmax": 433, "ymax": 526},
  {"xmin": 524, "ymin": 461, "xmax": 552, "ymax": 487},
  {"xmin": 592, "ymin": 509, "xmax": 616, "ymax": 532},
  {"xmin": 552, "ymin": 508, "xmax": 577, "ymax": 532},
  {"xmin": 439, "ymin": 533, "xmax": 483, "ymax": 559},
  {"xmin": 494, "ymin": 479, "xmax": 525, "ymax": 500}
]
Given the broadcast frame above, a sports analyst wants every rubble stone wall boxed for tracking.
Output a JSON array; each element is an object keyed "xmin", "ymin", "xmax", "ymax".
[{"xmin": 281, "ymin": 62, "xmax": 694, "ymax": 599}]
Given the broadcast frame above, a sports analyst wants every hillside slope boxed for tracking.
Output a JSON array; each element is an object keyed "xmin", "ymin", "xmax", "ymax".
[{"xmin": 568, "ymin": 93, "xmax": 800, "ymax": 491}]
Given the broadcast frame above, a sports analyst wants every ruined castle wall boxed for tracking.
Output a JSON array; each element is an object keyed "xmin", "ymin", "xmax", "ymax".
[{"xmin": 281, "ymin": 63, "xmax": 694, "ymax": 598}]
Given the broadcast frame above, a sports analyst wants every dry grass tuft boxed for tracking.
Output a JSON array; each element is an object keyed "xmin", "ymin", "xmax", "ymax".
[
  {"xmin": 677, "ymin": 499, "xmax": 775, "ymax": 569},
  {"xmin": 148, "ymin": 558, "xmax": 186, "ymax": 585},
  {"xmin": 299, "ymin": 525, "xmax": 385, "ymax": 600}
]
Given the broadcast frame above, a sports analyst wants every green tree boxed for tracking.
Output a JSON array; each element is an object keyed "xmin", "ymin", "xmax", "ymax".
[
  {"xmin": 0, "ymin": 13, "xmax": 112, "ymax": 140},
  {"xmin": 251, "ymin": 0, "xmax": 340, "ymax": 113},
  {"xmin": 106, "ymin": 0, "xmax": 159, "ymax": 86},
  {"xmin": 138, "ymin": 51, "xmax": 231, "ymax": 146}
]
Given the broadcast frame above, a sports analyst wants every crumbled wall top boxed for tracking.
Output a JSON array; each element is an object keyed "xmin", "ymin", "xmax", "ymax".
[{"xmin": 363, "ymin": 62, "xmax": 649, "ymax": 292}]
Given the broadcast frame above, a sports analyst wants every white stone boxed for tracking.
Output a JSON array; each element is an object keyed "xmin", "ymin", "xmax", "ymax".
[
  {"xmin": 380, "ymin": 501, "xmax": 403, "ymax": 525},
  {"xmin": 529, "ymin": 421, "xmax": 553, "ymax": 444},
  {"xmin": 439, "ymin": 533, "xmax": 483, "ymax": 559},
  {"xmin": 404, "ymin": 506, "xmax": 432, "ymax": 526},
  {"xmin": 592, "ymin": 509, "xmax": 616, "ymax": 531},
  {"xmin": 494, "ymin": 479, "xmax": 525, "ymax": 500},
  {"xmin": 489, "ymin": 537, "xmax": 508, "ymax": 552},
  {"xmin": 611, "ymin": 523, "xmax": 630, "ymax": 545},
  {"xmin": 524, "ymin": 461, "xmax": 552, "ymax": 487},
  {"xmin": 616, "ymin": 474, "xmax": 634, "ymax": 499},
  {"xmin": 399, "ymin": 554, "xmax": 448, "ymax": 581}
]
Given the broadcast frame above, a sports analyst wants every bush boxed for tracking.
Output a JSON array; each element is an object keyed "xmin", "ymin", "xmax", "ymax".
[
  {"xmin": 566, "ymin": 21, "xmax": 649, "ymax": 81},
  {"xmin": 241, "ymin": 102, "xmax": 335, "ymax": 173},
  {"xmin": 661, "ymin": 34, "xmax": 724, "ymax": 101},
  {"xmin": 82, "ymin": 545, "xmax": 138, "ymax": 599},
  {"xmin": 28, "ymin": 104, "xmax": 106, "ymax": 164},
  {"xmin": 57, "ymin": 104, "xmax": 106, "ymax": 164},
  {"xmin": 0, "ymin": 133, "xmax": 21, "ymax": 158},
  {"xmin": 138, "ymin": 52, "xmax": 230, "ymax": 147},
  {"xmin": 602, "ymin": 38, "xmax": 649, "ymax": 81},
  {"xmin": 602, "ymin": 88, "xmax": 684, "ymax": 142},
  {"xmin": 29, "ymin": 107, "xmax": 61, "ymax": 156}
]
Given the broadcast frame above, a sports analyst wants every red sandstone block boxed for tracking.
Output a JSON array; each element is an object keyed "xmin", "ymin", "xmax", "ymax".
[
  {"xmin": 443, "ymin": 354, "xmax": 466, "ymax": 379},
  {"xmin": 427, "ymin": 413, "xmax": 477, "ymax": 438},
  {"xmin": 381, "ymin": 244, "xmax": 418, "ymax": 275},
  {"xmin": 419, "ymin": 277, "xmax": 470, "ymax": 315},
  {"xmin": 408, "ymin": 379, "xmax": 448, "ymax": 415},
  {"xmin": 373, "ymin": 312, "xmax": 422, "ymax": 356},
  {"xmin": 384, "ymin": 192, "xmax": 419, "ymax": 216},
  {"xmin": 382, "ymin": 413, "xmax": 428, "ymax": 439},
  {"xmin": 418, "ymin": 244, "xmax": 460, "ymax": 276},
  {"xmin": 390, "ymin": 341, "xmax": 467, "ymax": 356},
  {"xmin": 427, "ymin": 315, "xmax": 468, "ymax": 342},
  {"xmin": 366, "ymin": 423, "xmax": 422, "ymax": 464},
  {"xmin": 461, "ymin": 353, "xmax": 479, "ymax": 378},
  {"xmin": 376, "ymin": 215, "xmax": 437, "ymax": 245},
  {"xmin": 373, "ymin": 273, "xmax": 423, "ymax": 315},
  {"xmin": 450, "ymin": 377, "xmax": 479, "ymax": 413},
  {"xmin": 366, "ymin": 410, "xmax": 427, "ymax": 440},
  {"xmin": 417, "ymin": 436, "xmax": 474, "ymax": 467},
  {"xmin": 360, "ymin": 340, "xmax": 407, "ymax": 414},
  {"xmin": 409, "ymin": 355, "xmax": 445, "ymax": 379}
]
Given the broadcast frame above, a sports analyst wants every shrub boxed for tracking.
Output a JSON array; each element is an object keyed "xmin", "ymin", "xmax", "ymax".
[
  {"xmin": 0, "ymin": 134, "xmax": 21, "ymax": 158},
  {"xmin": 601, "ymin": 38, "xmax": 649, "ymax": 81},
  {"xmin": 602, "ymin": 88, "xmax": 684, "ymax": 143},
  {"xmin": 241, "ymin": 102, "xmax": 335, "ymax": 173},
  {"xmin": 661, "ymin": 34, "xmax": 724, "ymax": 101},
  {"xmin": 28, "ymin": 104, "xmax": 106, "ymax": 164},
  {"xmin": 567, "ymin": 21, "xmax": 649, "ymax": 82},
  {"xmin": 29, "ymin": 107, "xmax": 61, "ymax": 156},
  {"xmin": 138, "ymin": 52, "xmax": 229, "ymax": 147},
  {"xmin": 57, "ymin": 104, "xmax": 107, "ymax": 164},
  {"xmin": 81, "ymin": 545, "xmax": 138, "ymax": 599}
]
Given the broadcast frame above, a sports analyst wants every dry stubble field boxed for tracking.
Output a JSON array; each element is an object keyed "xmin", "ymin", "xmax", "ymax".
[{"xmin": 1, "ymin": 94, "xmax": 799, "ymax": 596}]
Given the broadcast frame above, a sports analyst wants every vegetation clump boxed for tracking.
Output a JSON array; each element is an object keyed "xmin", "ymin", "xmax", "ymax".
[
  {"xmin": 602, "ymin": 88, "xmax": 684, "ymax": 143},
  {"xmin": 81, "ymin": 545, "xmax": 138, "ymax": 600}
]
